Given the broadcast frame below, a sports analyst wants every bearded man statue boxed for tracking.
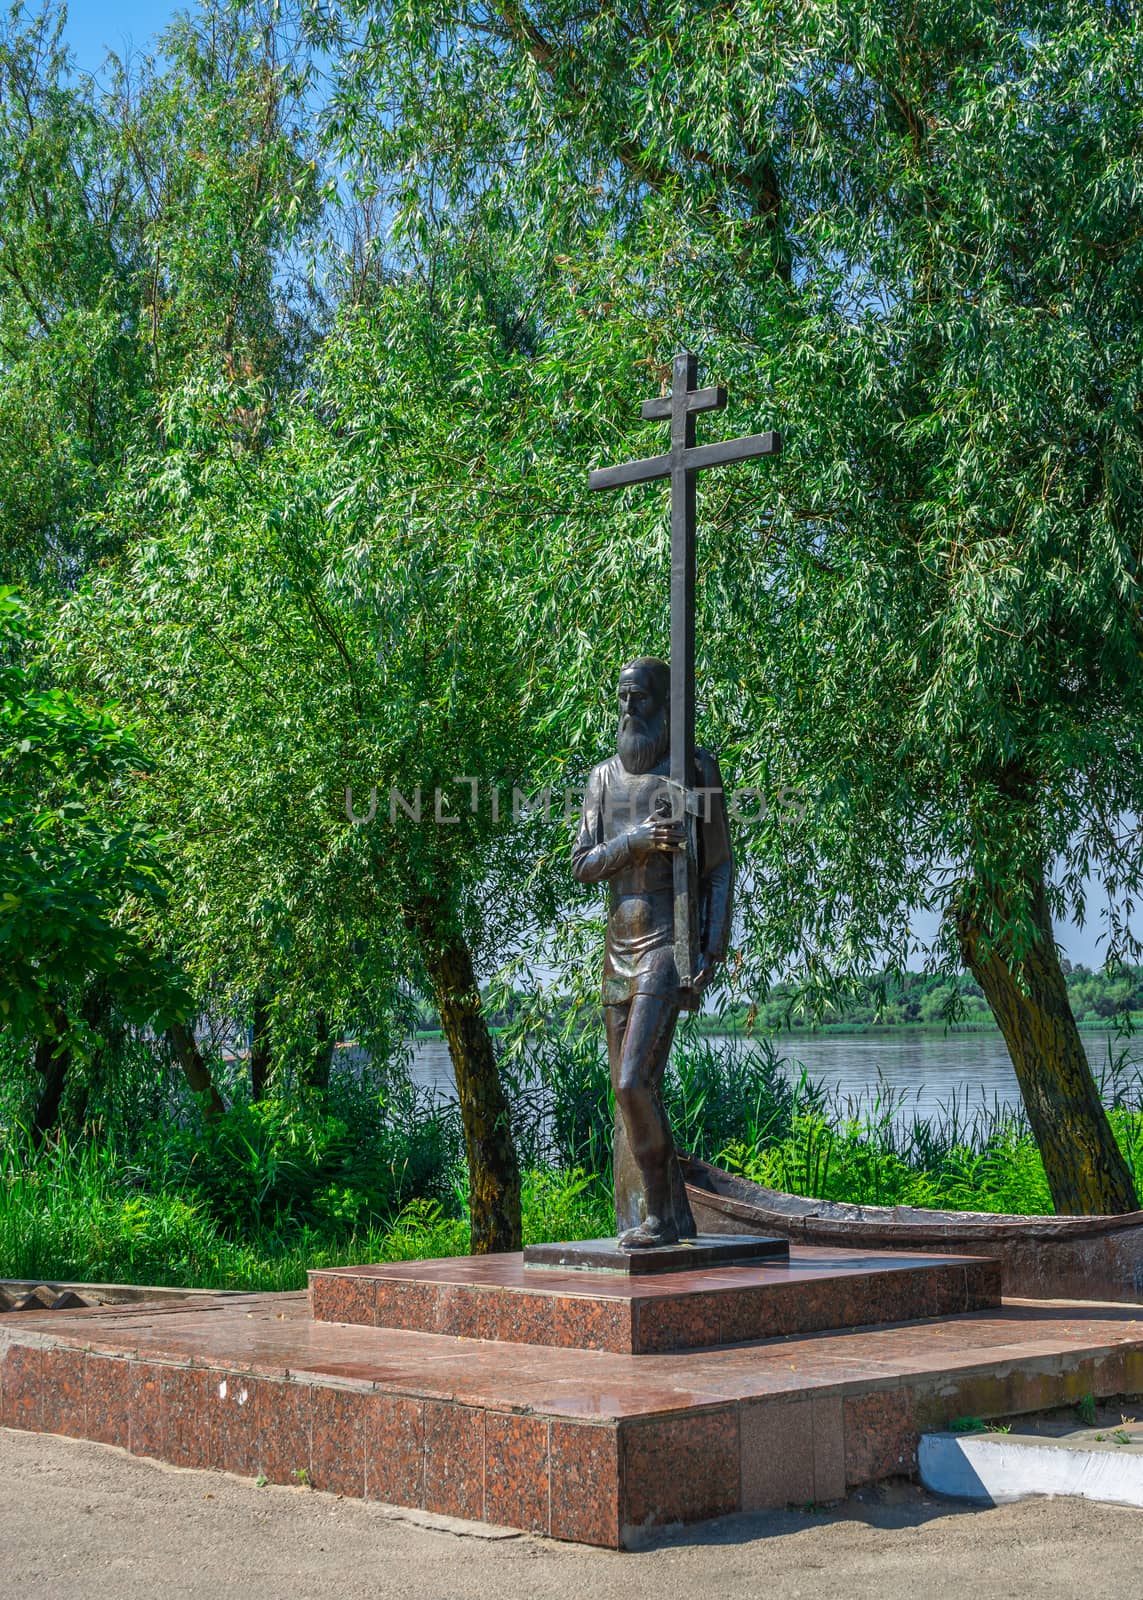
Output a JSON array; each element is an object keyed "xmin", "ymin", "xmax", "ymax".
[{"xmin": 572, "ymin": 656, "xmax": 734, "ymax": 1248}]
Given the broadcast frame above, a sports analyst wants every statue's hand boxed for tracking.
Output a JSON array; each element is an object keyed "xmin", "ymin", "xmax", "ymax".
[
  {"xmin": 689, "ymin": 956, "xmax": 716, "ymax": 997},
  {"xmin": 626, "ymin": 815, "xmax": 686, "ymax": 860}
]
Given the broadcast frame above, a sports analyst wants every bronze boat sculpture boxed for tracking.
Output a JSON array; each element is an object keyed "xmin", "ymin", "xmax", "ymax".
[{"xmin": 682, "ymin": 1153, "xmax": 1143, "ymax": 1303}]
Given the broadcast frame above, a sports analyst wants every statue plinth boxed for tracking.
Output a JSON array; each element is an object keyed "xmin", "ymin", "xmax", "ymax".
[{"xmin": 521, "ymin": 1233, "xmax": 789, "ymax": 1275}]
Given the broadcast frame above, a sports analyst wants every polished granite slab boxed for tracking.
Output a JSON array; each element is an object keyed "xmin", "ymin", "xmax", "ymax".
[
  {"xmin": 309, "ymin": 1245, "xmax": 1002, "ymax": 1354},
  {"xmin": 521, "ymin": 1233, "xmax": 789, "ymax": 1274},
  {"xmin": 2, "ymin": 1286, "xmax": 1142, "ymax": 1547}
]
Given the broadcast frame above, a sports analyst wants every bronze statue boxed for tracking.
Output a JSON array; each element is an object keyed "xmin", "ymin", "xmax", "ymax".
[
  {"xmin": 559, "ymin": 350, "xmax": 777, "ymax": 1258},
  {"xmin": 573, "ymin": 656, "xmax": 733, "ymax": 1248}
]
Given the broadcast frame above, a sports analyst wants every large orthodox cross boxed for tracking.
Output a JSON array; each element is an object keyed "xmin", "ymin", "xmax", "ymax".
[{"xmin": 588, "ymin": 351, "xmax": 781, "ymax": 988}]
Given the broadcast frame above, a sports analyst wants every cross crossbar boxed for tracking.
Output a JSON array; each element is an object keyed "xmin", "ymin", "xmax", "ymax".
[
  {"xmin": 586, "ymin": 351, "xmax": 781, "ymax": 989},
  {"xmin": 587, "ymin": 431, "xmax": 781, "ymax": 492},
  {"xmin": 640, "ymin": 384, "xmax": 726, "ymax": 422}
]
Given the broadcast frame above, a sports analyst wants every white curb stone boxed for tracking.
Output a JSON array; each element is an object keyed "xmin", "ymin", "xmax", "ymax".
[{"xmin": 920, "ymin": 1426, "xmax": 1143, "ymax": 1510}]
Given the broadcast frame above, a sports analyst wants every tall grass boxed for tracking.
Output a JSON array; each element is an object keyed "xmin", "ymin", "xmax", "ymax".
[
  {"xmin": 512, "ymin": 1022, "xmax": 1143, "ymax": 1217},
  {"xmin": 0, "ymin": 1136, "xmax": 609, "ymax": 1291}
]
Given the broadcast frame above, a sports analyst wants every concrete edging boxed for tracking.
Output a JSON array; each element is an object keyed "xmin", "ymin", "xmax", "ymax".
[{"xmin": 919, "ymin": 1430, "xmax": 1143, "ymax": 1509}]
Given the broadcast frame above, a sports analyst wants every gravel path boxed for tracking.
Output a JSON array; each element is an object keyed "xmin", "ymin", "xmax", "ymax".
[{"xmin": 3, "ymin": 1426, "xmax": 1141, "ymax": 1599}]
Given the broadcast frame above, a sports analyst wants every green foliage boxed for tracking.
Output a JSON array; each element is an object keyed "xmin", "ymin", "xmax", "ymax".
[
  {"xmin": 723, "ymin": 1075, "xmax": 1143, "ymax": 1216},
  {"xmin": 0, "ymin": 1133, "xmax": 298, "ymax": 1289},
  {"xmin": 501, "ymin": 1019, "xmax": 1143, "ymax": 1216},
  {"xmin": 0, "ymin": 1, "xmax": 324, "ymax": 593},
  {"xmin": 156, "ymin": 1073, "xmax": 462, "ymax": 1232},
  {"xmin": 0, "ymin": 588, "xmax": 184, "ymax": 1040},
  {"xmin": 728, "ymin": 965, "xmax": 1143, "ymax": 1032},
  {"xmin": 948, "ymin": 1418, "xmax": 990, "ymax": 1435},
  {"xmin": 503, "ymin": 1021, "xmax": 1143, "ymax": 1215},
  {"xmin": 308, "ymin": 3, "xmax": 1143, "ymax": 1209},
  {"xmin": 2, "ymin": 1025, "xmax": 1142, "ymax": 1293},
  {"xmin": 520, "ymin": 1167, "xmax": 610, "ymax": 1246},
  {"xmin": 316, "ymin": 0, "xmax": 1143, "ymax": 996},
  {"xmin": 0, "ymin": 3, "xmax": 142, "ymax": 586},
  {"xmin": 0, "ymin": 1129, "xmax": 604, "ymax": 1290},
  {"xmin": 7, "ymin": 0, "xmax": 1143, "ymax": 1255},
  {"xmin": 726, "ymin": 1114, "xmax": 1059, "ymax": 1216},
  {"xmin": 57, "ymin": 260, "xmax": 594, "ymax": 1069},
  {"xmin": 664, "ymin": 1032, "xmax": 811, "ymax": 1165}
]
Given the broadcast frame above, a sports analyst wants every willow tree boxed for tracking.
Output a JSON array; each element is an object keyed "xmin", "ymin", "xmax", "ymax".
[
  {"xmin": 321, "ymin": 0, "xmax": 1143, "ymax": 1213},
  {"xmin": 63, "ymin": 236, "xmax": 614, "ymax": 1247},
  {"xmin": 1, "ymin": 0, "xmax": 327, "ymax": 1119},
  {"xmin": 724, "ymin": 4, "xmax": 1143, "ymax": 1216},
  {"xmin": 0, "ymin": 0, "xmax": 323, "ymax": 595}
]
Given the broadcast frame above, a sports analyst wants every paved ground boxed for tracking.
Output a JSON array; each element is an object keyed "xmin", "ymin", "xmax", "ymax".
[{"xmin": 3, "ymin": 1426, "xmax": 1140, "ymax": 1600}]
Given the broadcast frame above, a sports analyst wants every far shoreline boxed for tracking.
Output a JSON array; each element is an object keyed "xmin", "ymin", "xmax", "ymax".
[
  {"xmin": 693, "ymin": 1015, "xmax": 1141, "ymax": 1039},
  {"xmin": 406, "ymin": 1016, "xmax": 1142, "ymax": 1044}
]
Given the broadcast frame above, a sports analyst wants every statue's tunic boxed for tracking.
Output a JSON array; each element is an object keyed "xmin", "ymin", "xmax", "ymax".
[{"xmin": 572, "ymin": 749, "xmax": 733, "ymax": 1007}]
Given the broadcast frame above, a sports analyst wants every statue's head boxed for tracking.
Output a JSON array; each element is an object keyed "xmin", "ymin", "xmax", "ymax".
[{"xmin": 616, "ymin": 656, "xmax": 670, "ymax": 775}]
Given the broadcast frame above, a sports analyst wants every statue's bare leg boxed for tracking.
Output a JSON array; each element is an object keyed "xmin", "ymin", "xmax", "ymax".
[{"xmin": 607, "ymin": 991, "xmax": 681, "ymax": 1246}]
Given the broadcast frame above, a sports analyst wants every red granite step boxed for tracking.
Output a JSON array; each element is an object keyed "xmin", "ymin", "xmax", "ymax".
[
  {"xmin": 309, "ymin": 1245, "xmax": 1002, "ymax": 1354},
  {"xmin": 2, "ymin": 1287, "xmax": 1142, "ymax": 1547}
]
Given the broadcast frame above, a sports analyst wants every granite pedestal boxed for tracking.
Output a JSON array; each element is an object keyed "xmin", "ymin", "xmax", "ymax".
[
  {"xmin": 309, "ymin": 1244, "xmax": 997, "ymax": 1355},
  {"xmin": 3, "ymin": 1243, "xmax": 1142, "ymax": 1547}
]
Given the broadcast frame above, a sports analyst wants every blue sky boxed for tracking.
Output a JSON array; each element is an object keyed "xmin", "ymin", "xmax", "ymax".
[{"xmin": 62, "ymin": 0, "xmax": 179, "ymax": 73}]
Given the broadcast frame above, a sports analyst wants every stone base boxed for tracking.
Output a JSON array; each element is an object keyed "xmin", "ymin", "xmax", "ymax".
[
  {"xmin": 309, "ymin": 1245, "xmax": 999, "ymax": 1355},
  {"xmin": 521, "ymin": 1233, "xmax": 789, "ymax": 1275},
  {"xmin": 3, "ymin": 1276, "xmax": 1143, "ymax": 1547}
]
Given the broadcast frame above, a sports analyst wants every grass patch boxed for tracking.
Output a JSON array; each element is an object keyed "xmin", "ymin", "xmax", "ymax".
[
  {"xmin": 0, "ymin": 1136, "xmax": 610, "ymax": 1291},
  {"xmin": 514, "ymin": 1024, "xmax": 1143, "ymax": 1216}
]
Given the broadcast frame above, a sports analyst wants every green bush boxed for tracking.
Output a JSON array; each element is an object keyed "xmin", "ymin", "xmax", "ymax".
[
  {"xmin": 146, "ymin": 1068, "xmax": 462, "ymax": 1236},
  {"xmin": 722, "ymin": 1095, "xmax": 1143, "ymax": 1216}
]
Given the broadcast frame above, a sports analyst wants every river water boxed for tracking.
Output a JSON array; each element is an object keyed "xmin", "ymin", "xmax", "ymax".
[{"xmin": 407, "ymin": 1027, "xmax": 1143, "ymax": 1122}]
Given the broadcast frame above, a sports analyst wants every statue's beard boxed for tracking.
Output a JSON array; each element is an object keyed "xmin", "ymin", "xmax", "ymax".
[{"xmin": 617, "ymin": 706, "xmax": 668, "ymax": 775}]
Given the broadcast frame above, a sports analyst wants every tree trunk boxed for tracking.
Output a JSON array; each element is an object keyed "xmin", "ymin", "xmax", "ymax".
[
  {"xmin": 67, "ymin": 983, "xmax": 115, "ymax": 1139},
  {"xmin": 250, "ymin": 993, "xmax": 272, "ymax": 1102},
  {"xmin": 956, "ymin": 869, "xmax": 1138, "ymax": 1215},
  {"xmin": 410, "ymin": 899, "xmax": 521, "ymax": 1253},
  {"xmin": 167, "ymin": 1021, "xmax": 226, "ymax": 1120},
  {"xmin": 31, "ymin": 1004, "xmax": 71, "ymax": 1147},
  {"xmin": 299, "ymin": 1010, "xmax": 334, "ymax": 1094}
]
